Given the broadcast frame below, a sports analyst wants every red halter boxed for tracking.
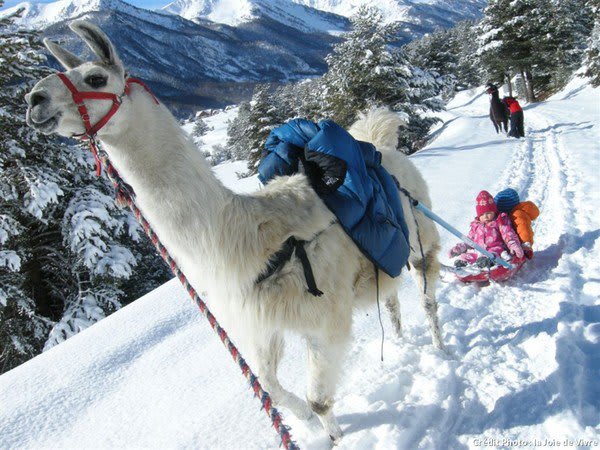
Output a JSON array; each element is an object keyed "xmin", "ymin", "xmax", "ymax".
[{"xmin": 56, "ymin": 72, "xmax": 159, "ymax": 175}]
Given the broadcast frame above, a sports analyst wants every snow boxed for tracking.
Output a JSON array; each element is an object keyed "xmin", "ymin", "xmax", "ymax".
[
  {"xmin": 1, "ymin": 77, "xmax": 599, "ymax": 448},
  {"xmin": 1, "ymin": 0, "xmax": 177, "ymax": 29},
  {"xmin": 162, "ymin": 0, "xmax": 256, "ymax": 26},
  {"xmin": 161, "ymin": 0, "xmax": 348, "ymax": 34}
]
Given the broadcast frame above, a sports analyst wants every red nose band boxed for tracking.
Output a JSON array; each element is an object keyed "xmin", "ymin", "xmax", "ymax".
[{"xmin": 56, "ymin": 71, "xmax": 159, "ymax": 175}]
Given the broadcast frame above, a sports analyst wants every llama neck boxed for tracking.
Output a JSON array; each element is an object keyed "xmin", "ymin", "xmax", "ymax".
[{"xmin": 98, "ymin": 87, "xmax": 233, "ymax": 233}]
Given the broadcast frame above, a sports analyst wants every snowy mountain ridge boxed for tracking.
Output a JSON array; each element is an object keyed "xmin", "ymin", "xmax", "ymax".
[
  {"xmin": 0, "ymin": 0, "xmax": 487, "ymax": 112},
  {"xmin": 293, "ymin": 0, "xmax": 487, "ymax": 21},
  {"xmin": 2, "ymin": 0, "xmax": 343, "ymax": 113},
  {"xmin": 161, "ymin": 0, "xmax": 348, "ymax": 33},
  {"xmin": 160, "ymin": 0, "xmax": 487, "ymax": 26},
  {"xmin": 1, "ymin": 0, "xmax": 170, "ymax": 29},
  {"xmin": 1, "ymin": 77, "xmax": 598, "ymax": 448}
]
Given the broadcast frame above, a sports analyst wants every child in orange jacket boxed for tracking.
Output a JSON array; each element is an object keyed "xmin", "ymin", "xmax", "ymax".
[{"xmin": 494, "ymin": 188, "xmax": 540, "ymax": 258}]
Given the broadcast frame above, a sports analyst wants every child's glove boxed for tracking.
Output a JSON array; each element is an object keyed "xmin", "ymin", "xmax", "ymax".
[
  {"xmin": 511, "ymin": 244, "xmax": 524, "ymax": 259},
  {"xmin": 449, "ymin": 244, "xmax": 466, "ymax": 257},
  {"xmin": 522, "ymin": 242, "xmax": 534, "ymax": 259}
]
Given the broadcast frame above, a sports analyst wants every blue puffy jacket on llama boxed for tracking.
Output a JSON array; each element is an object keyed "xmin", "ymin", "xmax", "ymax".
[{"xmin": 258, "ymin": 118, "xmax": 410, "ymax": 277}]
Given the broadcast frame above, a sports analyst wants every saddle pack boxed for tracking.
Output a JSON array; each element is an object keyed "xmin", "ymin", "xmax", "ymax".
[{"xmin": 257, "ymin": 119, "xmax": 411, "ymax": 293}]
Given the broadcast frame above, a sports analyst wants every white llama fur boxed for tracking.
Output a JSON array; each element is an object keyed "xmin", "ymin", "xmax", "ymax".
[{"xmin": 25, "ymin": 21, "xmax": 444, "ymax": 443}]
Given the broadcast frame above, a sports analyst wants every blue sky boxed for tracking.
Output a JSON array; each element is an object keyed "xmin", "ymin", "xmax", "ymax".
[{"xmin": 1, "ymin": 0, "xmax": 167, "ymax": 10}]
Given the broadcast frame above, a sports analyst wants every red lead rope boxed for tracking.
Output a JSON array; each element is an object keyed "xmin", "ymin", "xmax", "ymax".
[{"xmin": 57, "ymin": 71, "xmax": 299, "ymax": 449}]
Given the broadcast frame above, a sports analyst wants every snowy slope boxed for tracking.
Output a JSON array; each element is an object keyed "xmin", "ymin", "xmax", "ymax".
[{"xmin": 1, "ymin": 78, "xmax": 599, "ymax": 449}]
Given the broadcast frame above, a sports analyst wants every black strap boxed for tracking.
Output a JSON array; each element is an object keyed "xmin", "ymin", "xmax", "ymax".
[
  {"xmin": 293, "ymin": 239, "xmax": 323, "ymax": 297},
  {"xmin": 256, "ymin": 237, "xmax": 323, "ymax": 297},
  {"xmin": 256, "ymin": 237, "xmax": 295, "ymax": 284}
]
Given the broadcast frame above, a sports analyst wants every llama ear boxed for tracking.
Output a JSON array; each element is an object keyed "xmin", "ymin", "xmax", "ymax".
[
  {"xmin": 69, "ymin": 20, "xmax": 122, "ymax": 68},
  {"xmin": 43, "ymin": 39, "xmax": 84, "ymax": 69}
]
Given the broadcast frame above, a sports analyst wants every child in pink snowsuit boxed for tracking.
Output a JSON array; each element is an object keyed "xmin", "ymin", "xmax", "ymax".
[{"xmin": 449, "ymin": 190, "xmax": 524, "ymax": 267}]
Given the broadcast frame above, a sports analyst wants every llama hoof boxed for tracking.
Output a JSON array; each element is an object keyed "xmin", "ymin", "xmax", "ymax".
[
  {"xmin": 329, "ymin": 429, "xmax": 343, "ymax": 446},
  {"xmin": 433, "ymin": 339, "xmax": 446, "ymax": 351},
  {"xmin": 323, "ymin": 419, "xmax": 343, "ymax": 444}
]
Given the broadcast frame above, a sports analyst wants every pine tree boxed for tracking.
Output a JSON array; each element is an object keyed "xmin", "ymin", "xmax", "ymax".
[
  {"xmin": 479, "ymin": 0, "xmax": 595, "ymax": 100},
  {"xmin": 272, "ymin": 78, "xmax": 326, "ymax": 123},
  {"xmin": 322, "ymin": 7, "xmax": 404, "ymax": 126},
  {"xmin": 226, "ymin": 101, "xmax": 252, "ymax": 161},
  {"xmin": 542, "ymin": 0, "xmax": 595, "ymax": 90},
  {"xmin": 0, "ymin": 4, "xmax": 170, "ymax": 372},
  {"xmin": 405, "ymin": 28, "xmax": 457, "ymax": 99},
  {"xmin": 245, "ymin": 84, "xmax": 280, "ymax": 173},
  {"xmin": 1, "ymin": 3, "xmax": 56, "ymax": 371},
  {"xmin": 583, "ymin": 2, "xmax": 600, "ymax": 86},
  {"xmin": 453, "ymin": 21, "xmax": 485, "ymax": 90},
  {"xmin": 477, "ymin": 0, "xmax": 514, "ymax": 90},
  {"xmin": 192, "ymin": 117, "xmax": 211, "ymax": 138},
  {"xmin": 321, "ymin": 6, "xmax": 444, "ymax": 153}
]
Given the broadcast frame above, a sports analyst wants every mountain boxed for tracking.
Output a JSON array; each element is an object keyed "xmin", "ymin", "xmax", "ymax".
[
  {"xmin": 293, "ymin": 0, "xmax": 487, "ymax": 23},
  {"xmin": 161, "ymin": 0, "xmax": 348, "ymax": 34},
  {"xmin": 3, "ymin": 0, "xmax": 342, "ymax": 114},
  {"xmin": 2, "ymin": 0, "xmax": 486, "ymax": 113},
  {"xmin": 160, "ymin": 0, "xmax": 488, "ymax": 56},
  {"xmin": 162, "ymin": 0, "xmax": 487, "ymax": 35}
]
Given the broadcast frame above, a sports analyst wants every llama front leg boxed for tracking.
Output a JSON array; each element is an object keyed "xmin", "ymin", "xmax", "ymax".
[
  {"xmin": 411, "ymin": 249, "xmax": 445, "ymax": 351},
  {"xmin": 385, "ymin": 293, "xmax": 402, "ymax": 338},
  {"xmin": 306, "ymin": 335, "xmax": 348, "ymax": 443},
  {"xmin": 254, "ymin": 332, "xmax": 313, "ymax": 420}
]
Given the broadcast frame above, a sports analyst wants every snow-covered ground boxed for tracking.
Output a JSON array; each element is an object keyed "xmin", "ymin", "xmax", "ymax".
[{"xmin": 1, "ymin": 78, "xmax": 599, "ymax": 449}]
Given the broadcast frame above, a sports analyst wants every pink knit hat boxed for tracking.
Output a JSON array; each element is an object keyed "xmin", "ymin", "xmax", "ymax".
[{"xmin": 476, "ymin": 190, "xmax": 498, "ymax": 216}]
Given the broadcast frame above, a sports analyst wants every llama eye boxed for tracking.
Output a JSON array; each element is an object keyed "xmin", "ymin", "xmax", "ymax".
[{"xmin": 84, "ymin": 75, "xmax": 107, "ymax": 88}]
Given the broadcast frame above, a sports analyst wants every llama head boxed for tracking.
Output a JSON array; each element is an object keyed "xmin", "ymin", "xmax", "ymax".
[{"xmin": 25, "ymin": 21, "xmax": 127, "ymax": 138}]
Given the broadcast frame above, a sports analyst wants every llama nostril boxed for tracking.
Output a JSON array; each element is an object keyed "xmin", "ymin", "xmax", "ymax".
[{"xmin": 29, "ymin": 92, "xmax": 48, "ymax": 108}]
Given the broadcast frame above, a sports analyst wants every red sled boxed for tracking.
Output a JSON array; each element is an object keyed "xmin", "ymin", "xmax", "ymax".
[{"xmin": 451, "ymin": 255, "xmax": 527, "ymax": 283}]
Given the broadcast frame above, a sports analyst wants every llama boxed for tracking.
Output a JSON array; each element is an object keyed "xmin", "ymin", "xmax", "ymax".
[
  {"xmin": 25, "ymin": 21, "xmax": 444, "ymax": 442},
  {"xmin": 487, "ymin": 84, "xmax": 509, "ymax": 134}
]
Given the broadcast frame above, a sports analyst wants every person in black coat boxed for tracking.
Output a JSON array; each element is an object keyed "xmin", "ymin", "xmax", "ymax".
[{"xmin": 502, "ymin": 96, "xmax": 525, "ymax": 138}]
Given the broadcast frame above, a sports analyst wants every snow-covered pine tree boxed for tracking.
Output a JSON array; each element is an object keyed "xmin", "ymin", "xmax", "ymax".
[
  {"xmin": 272, "ymin": 78, "xmax": 326, "ymax": 123},
  {"xmin": 192, "ymin": 117, "xmax": 211, "ymax": 138},
  {"xmin": 453, "ymin": 21, "xmax": 484, "ymax": 91},
  {"xmin": 226, "ymin": 101, "xmax": 252, "ymax": 161},
  {"xmin": 322, "ymin": 6, "xmax": 403, "ymax": 126},
  {"xmin": 1, "ymin": 3, "xmax": 56, "ymax": 371},
  {"xmin": 322, "ymin": 6, "xmax": 443, "ymax": 153},
  {"xmin": 404, "ymin": 28, "xmax": 457, "ymax": 99},
  {"xmin": 397, "ymin": 61, "xmax": 445, "ymax": 153},
  {"xmin": 479, "ymin": 0, "xmax": 594, "ymax": 100},
  {"xmin": 245, "ymin": 84, "xmax": 280, "ymax": 173},
  {"xmin": 477, "ymin": 0, "xmax": 514, "ymax": 91},
  {"xmin": 0, "ymin": 5, "xmax": 169, "ymax": 372},
  {"xmin": 295, "ymin": 79, "xmax": 327, "ymax": 122},
  {"xmin": 541, "ymin": 0, "xmax": 595, "ymax": 91},
  {"xmin": 583, "ymin": 0, "xmax": 600, "ymax": 86},
  {"xmin": 405, "ymin": 21, "xmax": 484, "ymax": 96}
]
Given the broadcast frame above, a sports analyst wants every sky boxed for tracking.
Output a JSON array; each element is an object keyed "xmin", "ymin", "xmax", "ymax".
[{"xmin": 1, "ymin": 0, "xmax": 167, "ymax": 10}]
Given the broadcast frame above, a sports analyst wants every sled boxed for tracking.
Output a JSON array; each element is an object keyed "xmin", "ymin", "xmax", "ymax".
[{"xmin": 444, "ymin": 255, "xmax": 527, "ymax": 283}]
